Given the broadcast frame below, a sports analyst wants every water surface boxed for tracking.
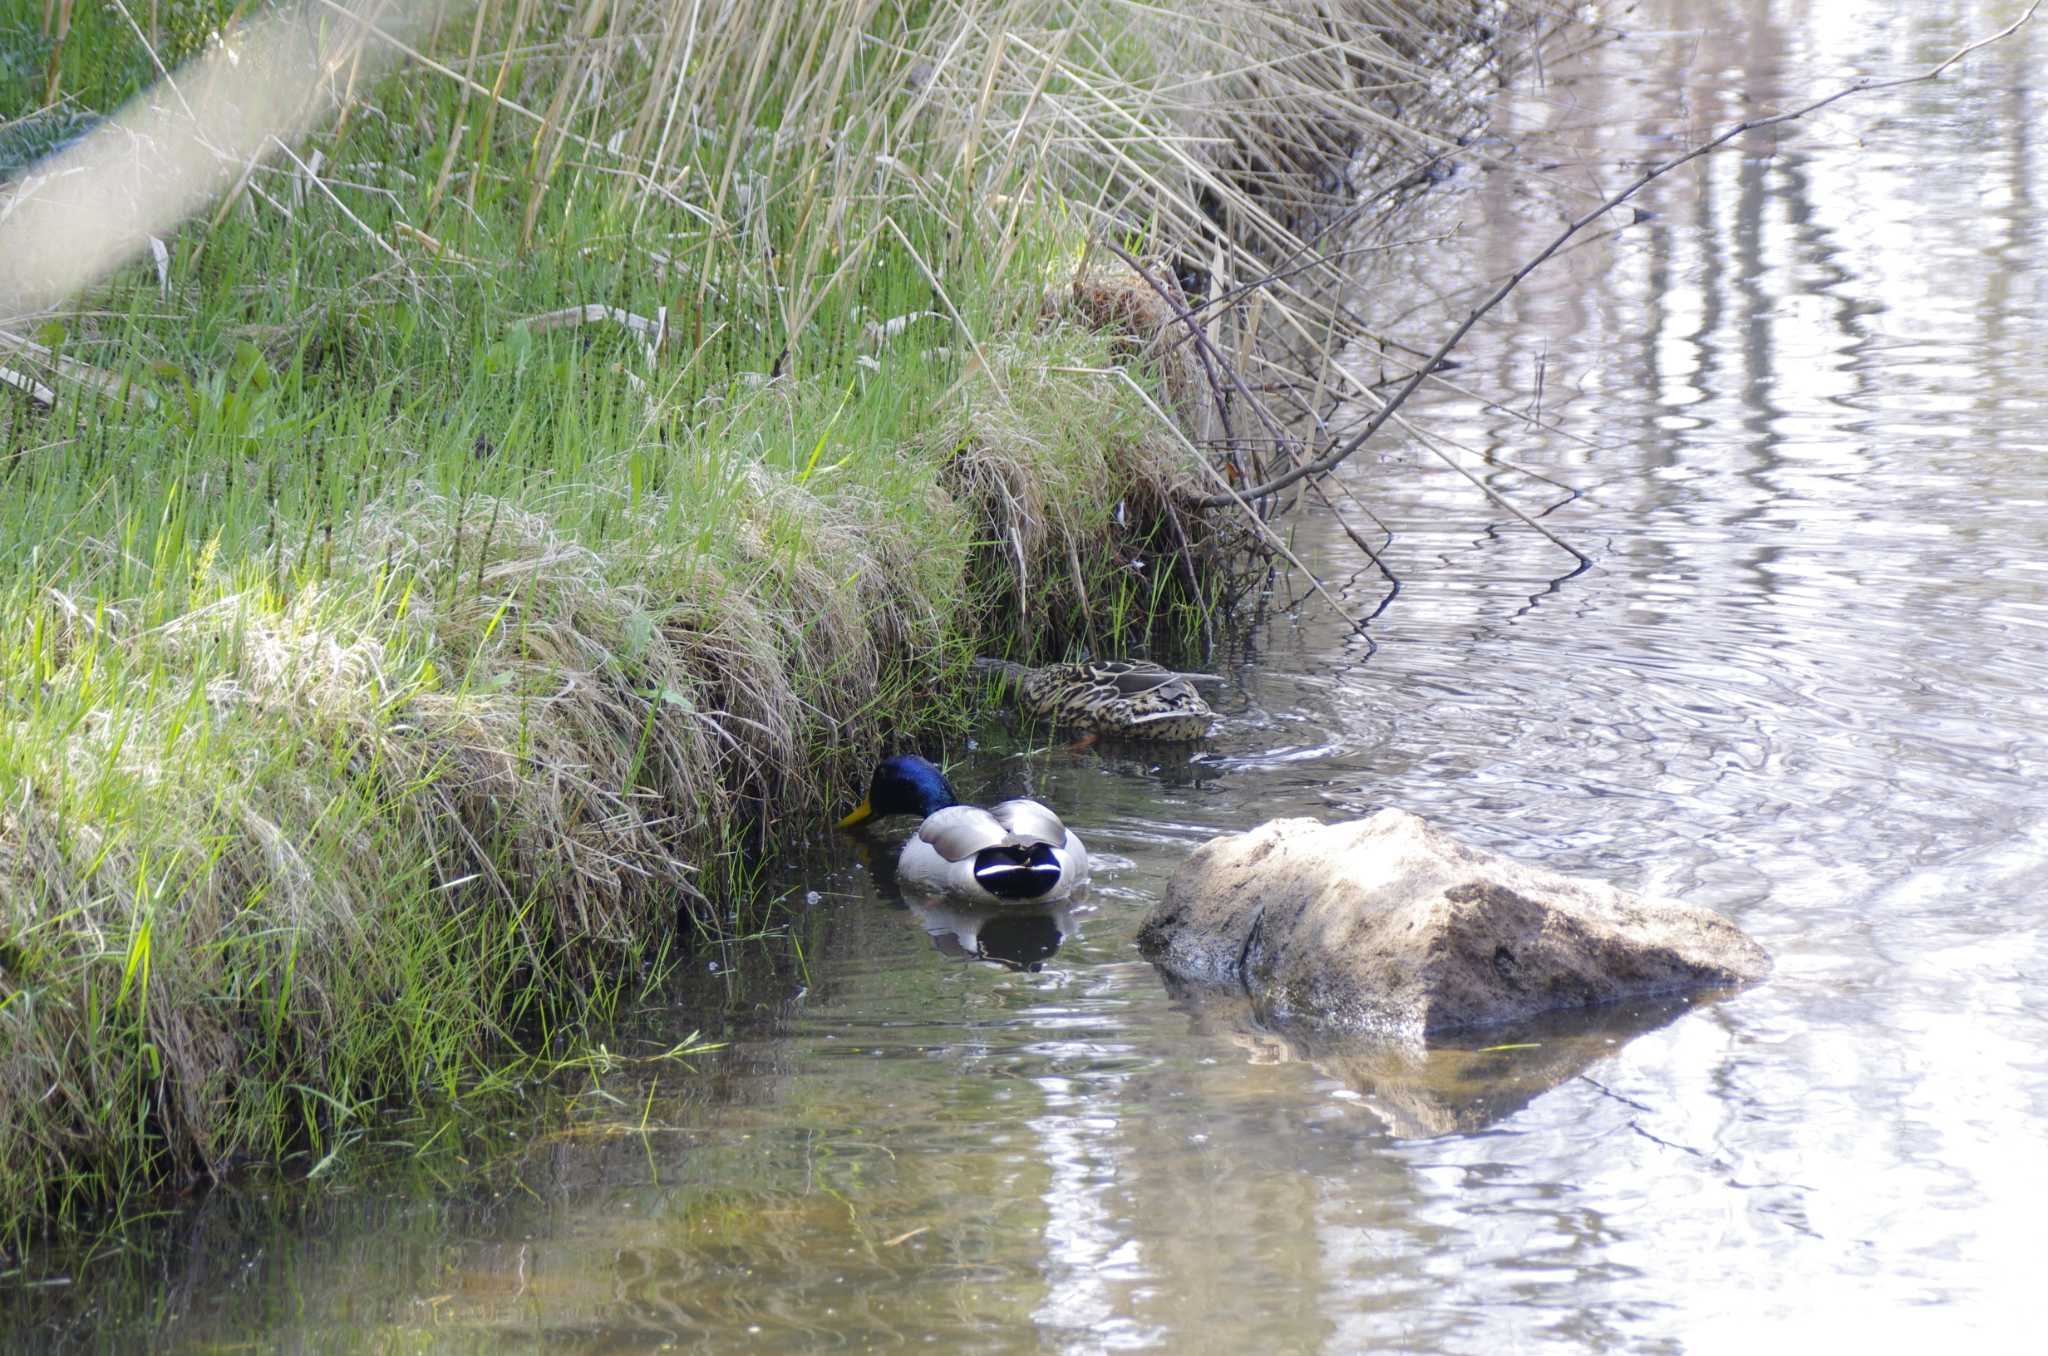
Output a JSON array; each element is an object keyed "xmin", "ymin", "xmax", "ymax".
[{"xmin": 11, "ymin": 1, "xmax": 2048, "ymax": 1349}]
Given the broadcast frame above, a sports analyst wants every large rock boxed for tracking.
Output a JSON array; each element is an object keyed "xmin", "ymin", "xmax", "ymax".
[{"xmin": 1138, "ymin": 809, "xmax": 1770, "ymax": 1038}]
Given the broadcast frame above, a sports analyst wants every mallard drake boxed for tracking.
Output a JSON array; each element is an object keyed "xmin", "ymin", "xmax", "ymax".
[
  {"xmin": 838, "ymin": 754, "xmax": 1090, "ymax": 905},
  {"xmin": 972, "ymin": 658, "xmax": 1217, "ymax": 741}
]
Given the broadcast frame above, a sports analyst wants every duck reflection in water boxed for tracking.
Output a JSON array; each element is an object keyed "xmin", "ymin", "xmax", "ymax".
[{"xmin": 901, "ymin": 891, "xmax": 1077, "ymax": 972}]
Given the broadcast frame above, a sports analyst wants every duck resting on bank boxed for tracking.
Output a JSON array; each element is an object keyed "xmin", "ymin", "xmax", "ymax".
[
  {"xmin": 971, "ymin": 658, "xmax": 1218, "ymax": 741},
  {"xmin": 839, "ymin": 754, "xmax": 1090, "ymax": 905}
]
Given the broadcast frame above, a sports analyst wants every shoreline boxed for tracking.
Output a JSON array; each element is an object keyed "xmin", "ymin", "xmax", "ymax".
[{"xmin": 0, "ymin": 0, "xmax": 1558, "ymax": 1245}]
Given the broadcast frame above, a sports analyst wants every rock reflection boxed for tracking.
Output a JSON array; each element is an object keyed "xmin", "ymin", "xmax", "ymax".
[
  {"xmin": 1165, "ymin": 982, "xmax": 1739, "ymax": 1137},
  {"xmin": 901, "ymin": 891, "xmax": 1078, "ymax": 971}
]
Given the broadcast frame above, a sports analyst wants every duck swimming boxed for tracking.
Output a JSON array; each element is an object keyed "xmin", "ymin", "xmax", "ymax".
[
  {"xmin": 972, "ymin": 658, "xmax": 1216, "ymax": 741},
  {"xmin": 838, "ymin": 754, "xmax": 1090, "ymax": 905}
]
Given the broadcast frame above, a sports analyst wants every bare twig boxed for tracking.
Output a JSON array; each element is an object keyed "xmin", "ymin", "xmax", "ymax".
[
  {"xmin": 0, "ymin": 329, "xmax": 159, "ymax": 410},
  {"xmin": 106, "ymin": 0, "xmax": 197, "ymax": 122},
  {"xmin": 1096, "ymin": 240, "xmax": 1291, "ymax": 456},
  {"xmin": 520, "ymin": 303, "xmax": 661, "ymax": 336},
  {"xmin": 1095, "ymin": 238, "xmax": 1585, "ymax": 575},
  {"xmin": 268, "ymin": 135, "xmax": 411, "ymax": 271},
  {"xmin": 1388, "ymin": 402, "xmax": 1588, "ymax": 565},
  {"xmin": 1194, "ymin": 1, "xmax": 2043, "ymax": 511},
  {"xmin": 1057, "ymin": 363, "xmax": 1370, "ymax": 642},
  {"xmin": 393, "ymin": 221, "xmax": 481, "ymax": 264},
  {"xmin": 0, "ymin": 365, "xmax": 57, "ymax": 408}
]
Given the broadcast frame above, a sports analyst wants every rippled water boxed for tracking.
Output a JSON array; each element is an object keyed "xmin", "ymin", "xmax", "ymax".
[{"xmin": 12, "ymin": 1, "xmax": 2048, "ymax": 1349}]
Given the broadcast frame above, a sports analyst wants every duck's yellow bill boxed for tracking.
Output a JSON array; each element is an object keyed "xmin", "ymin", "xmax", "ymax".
[{"xmin": 838, "ymin": 797, "xmax": 873, "ymax": 828}]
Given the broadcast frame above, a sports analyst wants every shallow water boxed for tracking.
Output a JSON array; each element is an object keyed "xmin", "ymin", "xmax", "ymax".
[{"xmin": 12, "ymin": 0, "xmax": 2048, "ymax": 1349}]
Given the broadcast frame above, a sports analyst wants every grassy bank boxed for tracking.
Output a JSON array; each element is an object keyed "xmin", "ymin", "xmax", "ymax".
[{"xmin": 0, "ymin": 0, "xmax": 1553, "ymax": 1244}]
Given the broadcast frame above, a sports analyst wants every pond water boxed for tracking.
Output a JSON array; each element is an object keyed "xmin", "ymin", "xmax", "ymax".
[{"xmin": 11, "ymin": 0, "xmax": 2048, "ymax": 1349}]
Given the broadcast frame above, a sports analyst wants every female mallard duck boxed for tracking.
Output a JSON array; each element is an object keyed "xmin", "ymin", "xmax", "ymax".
[
  {"xmin": 839, "ymin": 754, "xmax": 1089, "ymax": 905},
  {"xmin": 972, "ymin": 658, "xmax": 1217, "ymax": 741}
]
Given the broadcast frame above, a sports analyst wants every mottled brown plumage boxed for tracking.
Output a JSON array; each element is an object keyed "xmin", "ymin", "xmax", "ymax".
[{"xmin": 973, "ymin": 658, "xmax": 1216, "ymax": 741}]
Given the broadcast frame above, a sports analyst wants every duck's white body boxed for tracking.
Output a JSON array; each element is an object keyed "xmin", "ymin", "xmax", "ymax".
[{"xmin": 898, "ymin": 800, "xmax": 1090, "ymax": 906}]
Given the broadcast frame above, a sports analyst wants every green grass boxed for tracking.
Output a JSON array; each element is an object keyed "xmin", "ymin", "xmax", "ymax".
[
  {"xmin": 0, "ymin": 4, "xmax": 1208, "ymax": 1245},
  {"xmin": 0, "ymin": 0, "xmax": 1551, "ymax": 1246}
]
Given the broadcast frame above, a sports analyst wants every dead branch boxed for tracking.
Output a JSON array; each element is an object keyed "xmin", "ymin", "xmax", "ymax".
[{"xmin": 0, "ymin": 365, "xmax": 57, "ymax": 408}]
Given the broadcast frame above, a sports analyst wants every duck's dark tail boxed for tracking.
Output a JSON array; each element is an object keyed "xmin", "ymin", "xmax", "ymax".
[{"xmin": 972, "ymin": 843, "xmax": 1063, "ymax": 900}]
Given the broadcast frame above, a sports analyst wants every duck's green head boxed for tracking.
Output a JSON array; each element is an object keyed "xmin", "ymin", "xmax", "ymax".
[{"xmin": 839, "ymin": 755, "xmax": 960, "ymax": 827}]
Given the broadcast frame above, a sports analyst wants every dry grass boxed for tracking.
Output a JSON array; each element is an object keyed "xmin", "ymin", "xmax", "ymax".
[{"xmin": 936, "ymin": 331, "xmax": 1210, "ymax": 644}]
